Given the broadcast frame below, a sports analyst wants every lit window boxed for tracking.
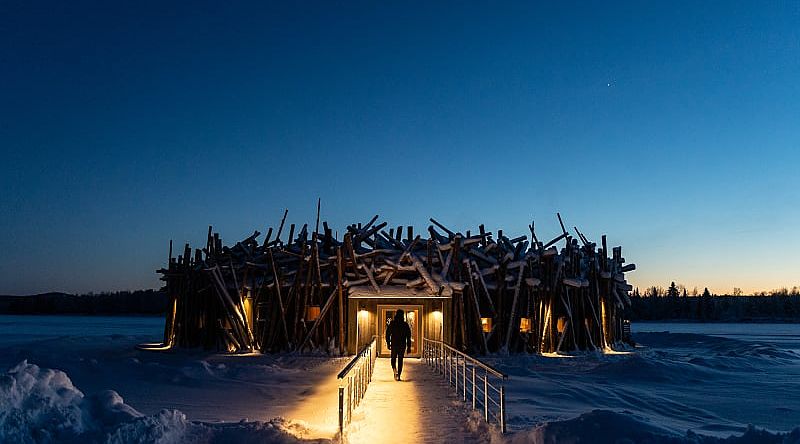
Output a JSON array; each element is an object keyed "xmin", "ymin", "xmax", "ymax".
[
  {"xmin": 519, "ymin": 317, "xmax": 531, "ymax": 333},
  {"xmin": 306, "ymin": 305, "xmax": 320, "ymax": 321},
  {"xmin": 481, "ymin": 317, "xmax": 492, "ymax": 333}
]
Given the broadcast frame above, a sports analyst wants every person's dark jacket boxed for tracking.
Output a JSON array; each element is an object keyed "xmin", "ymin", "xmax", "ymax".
[{"xmin": 386, "ymin": 316, "xmax": 412, "ymax": 353}]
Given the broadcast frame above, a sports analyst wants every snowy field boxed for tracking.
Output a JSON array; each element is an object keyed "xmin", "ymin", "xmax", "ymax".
[
  {"xmin": 1, "ymin": 315, "xmax": 799, "ymax": 443},
  {"xmin": 483, "ymin": 321, "xmax": 800, "ymax": 443}
]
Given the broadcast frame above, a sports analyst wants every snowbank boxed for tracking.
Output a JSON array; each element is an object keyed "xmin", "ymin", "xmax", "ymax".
[
  {"xmin": 503, "ymin": 410, "xmax": 800, "ymax": 444},
  {"xmin": 0, "ymin": 360, "xmax": 330, "ymax": 443}
]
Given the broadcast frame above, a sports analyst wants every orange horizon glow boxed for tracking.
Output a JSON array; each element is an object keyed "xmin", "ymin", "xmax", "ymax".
[{"xmin": 627, "ymin": 278, "xmax": 800, "ymax": 296}]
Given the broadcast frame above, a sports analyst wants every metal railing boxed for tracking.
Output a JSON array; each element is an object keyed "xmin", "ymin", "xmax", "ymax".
[
  {"xmin": 337, "ymin": 336, "xmax": 378, "ymax": 433},
  {"xmin": 422, "ymin": 337, "xmax": 508, "ymax": 433}
]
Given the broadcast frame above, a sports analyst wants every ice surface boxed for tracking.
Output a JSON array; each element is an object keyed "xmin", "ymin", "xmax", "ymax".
[
  {"xmin": 1, "ymin": 316, "xmax": 800, "ymax": 443},
  {"xmin": 481, "ymin": 324, "xmax": 800, "ymax": 443}
]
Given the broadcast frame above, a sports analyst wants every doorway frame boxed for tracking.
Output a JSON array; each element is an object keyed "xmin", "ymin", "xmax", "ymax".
[{"xmin": 377, "ymin": 304, "xmax": 423, "ymax": 358}]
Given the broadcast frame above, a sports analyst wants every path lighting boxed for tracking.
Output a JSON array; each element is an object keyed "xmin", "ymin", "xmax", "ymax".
[
  {"xmin": 480, "ymin": 317, "xmax": 492, "ymax": 333},
  {"xmin": 519, "ymin": 317, "xmax": 531, "ymax": 333}
]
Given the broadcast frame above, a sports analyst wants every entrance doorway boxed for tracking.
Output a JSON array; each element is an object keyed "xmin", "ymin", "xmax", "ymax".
[{"xmin": 378, "ymin": 305, "xmax": 422, "ymax": 357}]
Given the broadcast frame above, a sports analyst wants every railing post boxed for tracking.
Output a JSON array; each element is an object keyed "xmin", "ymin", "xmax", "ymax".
[
  {"xmin": 449, "ymin": 350, "xmax": 453, "ymax": 386},
  {"xmin": 338, "ymin": 386, "xmax": 344, "ymax": 434},
  {"xmin": 500, "ymin": 385, "xmax": 506, "ymax": 433},
  {"xmin": 471, "ymin": 367, "xmax": 476, "ymax": 410},
  {"xmin": 462, "ymin": 357, "xmax": 467, "ymax": 401},
  {"xmin": 440, "ymin": 342, "xmax": 444, "ymax": 374},
  {"xmin": 348, "ymin": 376, "xmax": 353, "ymax": 422},
  {"xmin": 446, "ymin": 349, "xmax": 449, "ymax": 382},
  {"xmin": 454, "ymin": 354, "xmax": 458, "ymax": 391},
  {"xmin": 484, "ymin": 372, "xmax": 489, "ymax": 421}
]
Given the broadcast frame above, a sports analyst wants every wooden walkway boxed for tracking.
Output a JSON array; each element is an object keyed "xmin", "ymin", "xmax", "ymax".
[{"xmin": 344, "ymin": 357, "xmax": 485, "ymax": 444}]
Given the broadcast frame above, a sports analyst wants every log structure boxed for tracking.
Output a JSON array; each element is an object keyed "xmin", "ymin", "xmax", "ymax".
[{"xmin": 154, "ymin": 211, "xmax": 635, "ymax": 355}]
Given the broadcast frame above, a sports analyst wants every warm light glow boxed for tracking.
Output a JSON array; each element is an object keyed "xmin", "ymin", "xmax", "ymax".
[
  {"xmin": 243, "ymin": 297, "xmax": 254, "ymax": 329},
  {"xmin": 556, "ymin": 316, "xmax": 567, "ymax": 334},
  {"xmin": 432, "ymin": 310, "xmax": 442, "ymax": 322},
  {"xmin": 344, "ymin": 359, "xmax": 423, "ymax": 443},
  {"xmin": 600, "ymin": 299, "xmax": 608, "ymax": 347},
  {"xmin": 306, "ymin": 305, "xmax": 321, "ymax": 321},
  {"xmin": 602, "ymin": 348, "xmax": 633, "ymax": 355},
  {"xmin": 519, "ymin": 317, "xmax": 531, "ymax": 333},
  {"xmin": 480, "ymin": 317, "xmax": 492, "ymax": 333},
  {"xmin": 541, "ymin": 352, "xmax": 576, "ymax": 359}
]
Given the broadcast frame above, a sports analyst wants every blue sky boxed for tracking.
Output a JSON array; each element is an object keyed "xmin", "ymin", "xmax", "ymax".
[{"xmin": 1, "ymin": 1, "xmax": 798, "ymax": 295}]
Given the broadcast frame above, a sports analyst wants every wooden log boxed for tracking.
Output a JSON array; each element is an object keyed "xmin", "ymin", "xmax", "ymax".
[
  {"xmin": 464, "ymin": 259, "xmax": 489, "ymax": 354},
  {"xmin": 504, "ymin": 262, "xmax": 525, "ymax": 351},
  {"xmin": 471, "ymin": 260, "xmax": 497, "ymax": 316},
  {"xmin": 410, "ymin": 252, "xmax": 439, "ymax": 294},
  {"xmin": 269, "ymin": 248, "xmax": 290, "ymax": 348},
  {"xmin": 557, "ymin": 212, "xmax": 568, "ymax": 236},
  {"xmin": 429, "ymin": 218, "xmax": 456, "ymax": 237},
  {"xmin": 276, "ymin": 209, "xmax": 289, "ymax": 245},
  {"xmin": 298, "ymin": 287, "xmax": 338, "ymax": 352},
  {"xmin": 337, "ymin": 247, "xmax": 345, "ymax": 354}
]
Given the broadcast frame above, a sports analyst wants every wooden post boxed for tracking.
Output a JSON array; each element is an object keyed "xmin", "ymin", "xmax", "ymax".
[{"xmin": 337, "ymin": 247, "xmax": 346, "ymax": 355}]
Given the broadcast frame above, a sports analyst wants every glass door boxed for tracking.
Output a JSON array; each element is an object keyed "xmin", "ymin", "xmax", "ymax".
[{"xmin": 378, "ymin": 305, "xmax": 421, "ymax": 357}]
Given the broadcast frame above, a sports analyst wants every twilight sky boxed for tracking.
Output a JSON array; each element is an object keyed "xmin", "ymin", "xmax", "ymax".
[{"xmin": 1, "ymin": 1, "xmax": 799, "ymax": 295}]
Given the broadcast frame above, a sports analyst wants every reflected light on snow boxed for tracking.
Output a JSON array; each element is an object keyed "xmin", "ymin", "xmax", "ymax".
[
  {"xmin": 223, "ymin": 351, "xmax": 262, "ymax": 357},
  {"xmin": 541, "ymin": 352, "xmax": 576, "ymax": 359},
  {"xmin": 283, "ymin": 372, "xmax": 341, "ymax": 440},
  {"xmin": 344, "ymin": 358, "xmax": 423, "ymax": 444},
  {"xmin": 602, "ymin": 348, "xmax": 633, "ymax": 355}
]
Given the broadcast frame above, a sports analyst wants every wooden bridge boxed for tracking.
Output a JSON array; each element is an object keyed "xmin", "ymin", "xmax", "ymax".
[{"xmin": 333, "ymin": 337, "xmax": 507, "ymax": 443}]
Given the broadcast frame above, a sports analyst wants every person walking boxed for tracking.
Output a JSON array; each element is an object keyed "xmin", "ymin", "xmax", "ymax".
[{"xmin": 385, "ymin": 309, "xmax": 412, "ymax": 381}]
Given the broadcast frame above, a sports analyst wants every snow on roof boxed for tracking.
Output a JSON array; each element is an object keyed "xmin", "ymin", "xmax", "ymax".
[{"xmin": 348, "ymin": 285, "xmax": 451, "ymax": 299}]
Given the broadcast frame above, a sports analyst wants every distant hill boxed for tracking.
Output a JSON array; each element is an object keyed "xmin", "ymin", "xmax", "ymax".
[{"xmin": 0, "ymin": 290, "xmax": 168, "ymax": 315}]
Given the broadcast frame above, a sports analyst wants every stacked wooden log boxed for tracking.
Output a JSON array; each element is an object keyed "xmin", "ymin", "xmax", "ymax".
[{"xmin": 156, "ymin": 210, "xmax": 635, "ymax": 354}]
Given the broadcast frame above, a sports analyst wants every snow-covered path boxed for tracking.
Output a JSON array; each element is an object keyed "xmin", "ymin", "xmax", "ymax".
[{"xmin": 344, "ymin": 357, "xmax": 486, "ymax": 444}]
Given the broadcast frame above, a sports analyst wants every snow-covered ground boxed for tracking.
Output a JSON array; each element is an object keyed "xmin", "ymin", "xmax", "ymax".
[
  {"xmin": 483, "ymin": 322, "xmax": 800, "ymax": 443},
  {"xmin": 1, "ymin": 316, "xmax": 799, "ymax": 443}
]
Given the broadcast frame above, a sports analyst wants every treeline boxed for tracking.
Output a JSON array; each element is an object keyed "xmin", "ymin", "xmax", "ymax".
[
  {"xmin": 0, "ymin": 290, "xmax": 168, "ymax": 315},
  {"xmin": 628, "ymin": 283, "xmax": 800, "ymax": 322}
]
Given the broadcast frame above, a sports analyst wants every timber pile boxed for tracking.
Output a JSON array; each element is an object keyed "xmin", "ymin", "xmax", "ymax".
[{"xmin": 155, "ymin": 209, "xmax": 635, "ymax": 355}]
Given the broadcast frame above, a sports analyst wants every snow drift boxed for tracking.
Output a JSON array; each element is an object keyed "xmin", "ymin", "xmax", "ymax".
[
  {"xmin": 503, "ymin": 410, "xmax": 800, "ymax": 444},
  {"xmin": 0, "ymin": 360, "xmax": 329, "ymax": 443}
]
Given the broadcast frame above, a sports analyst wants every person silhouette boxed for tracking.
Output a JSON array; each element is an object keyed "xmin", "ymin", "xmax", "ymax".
[{"xmin": 385, "ymin": 309, "xmax": 412, "ymax": 381}]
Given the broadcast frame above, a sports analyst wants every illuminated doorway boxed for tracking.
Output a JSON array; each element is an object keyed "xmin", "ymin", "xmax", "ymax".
[{"xmin": 378, "ymin": 305, "xmax": 422, "ymax": 358}]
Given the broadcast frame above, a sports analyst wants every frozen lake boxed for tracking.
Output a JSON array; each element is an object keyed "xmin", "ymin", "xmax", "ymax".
[
  {"xmin": 1, "ymin": 315, "xmax": 799, "ymax": 442},
  {"xmin": 633, "ymin": 321, "xmax": 800, "ymax": 354},
  {"xmin": 0, "ymin": 314, "xmax": 163, "ymax": 346}
]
